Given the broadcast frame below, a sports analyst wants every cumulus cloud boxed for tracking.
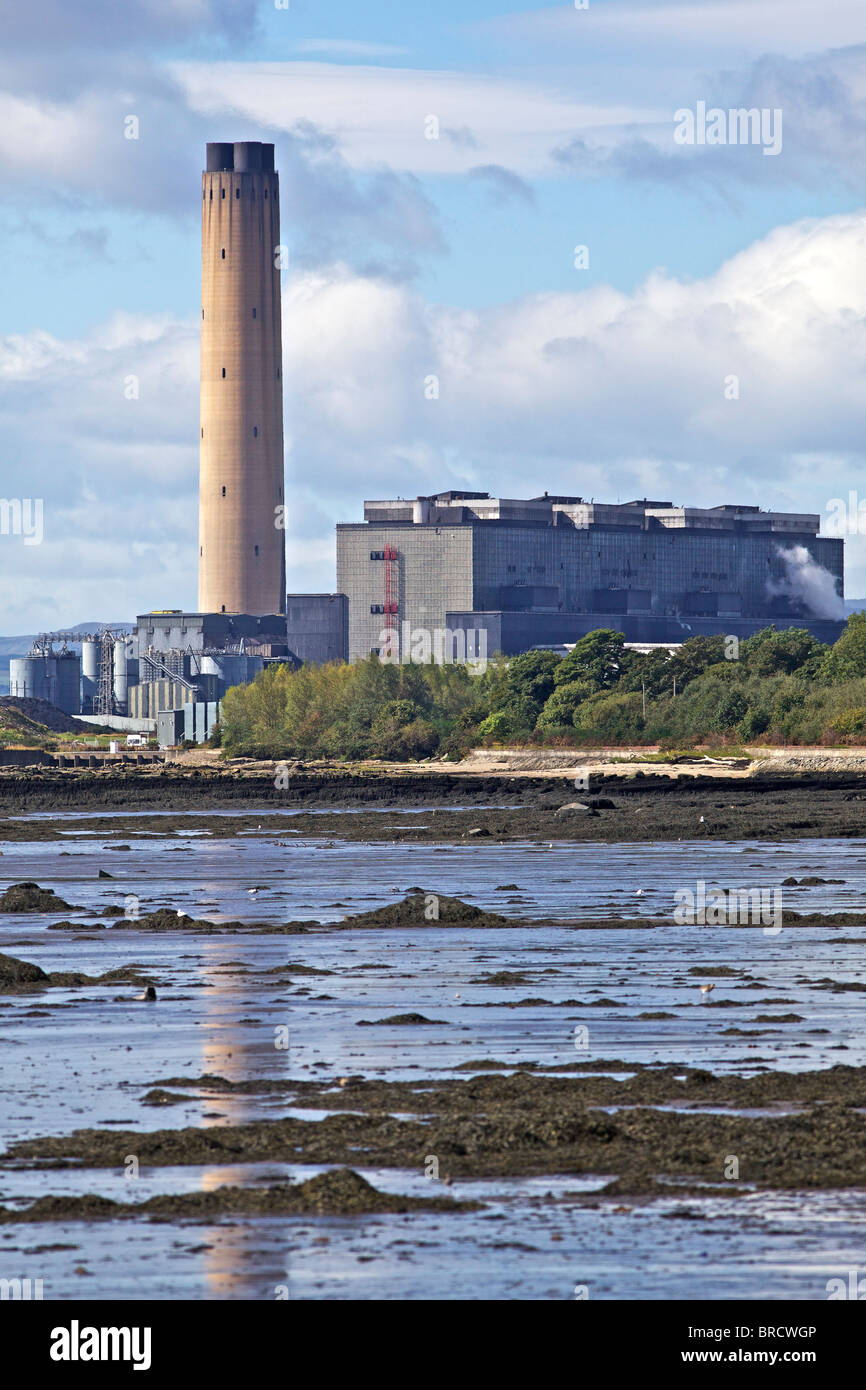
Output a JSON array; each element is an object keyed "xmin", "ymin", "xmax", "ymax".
[
  {"xmin": 1, "ymin": 0, "xmax": 258, "ymax": 53},
  {"xmin": 5, "ymin": 207, "xmax": 866, "ymax": 627},
  {"xmin": 554, "ymin": 46, "xmax": 866, "ymax": 196}
]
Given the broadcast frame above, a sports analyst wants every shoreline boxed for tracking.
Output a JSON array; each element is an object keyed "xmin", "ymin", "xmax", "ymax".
[{"xmin": 0, "ymin": 765, "xmax": 864, "ymax": 843}]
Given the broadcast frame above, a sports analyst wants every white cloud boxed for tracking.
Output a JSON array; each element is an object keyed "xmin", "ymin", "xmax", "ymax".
[
  {"xmin": 6, "ymin": 209, "xmax": 866, "ymax": 627},
  {"xmin": 173, "ymin": 60, "xmax": 660, "ymax": 175}
]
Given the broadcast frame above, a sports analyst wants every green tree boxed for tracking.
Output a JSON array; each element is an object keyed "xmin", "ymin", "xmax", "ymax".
[
  {"xmin": 574, "ymin": 690, "xmax": 645, "ymax": 743},
  {"xmin": 740, "ymin": 627, "xmax": 822, "ymax": 677},
  {"xmin": 490, "ymin": 649, "xmax": 561, "ymax": 727},
  {"xmin": 713, "ymin": 689, "xmax": 749, "ymax": 732},
  {"xmin": 554, "ymin": 630, "xmax": 629, "ymax": 692},
  {"xmin": 537, "ymin": 679, "xmax": 593, "ymax": 731},
  {"xmin": 821, "ymin": 613, "xmax": 866, "ymax": 683}
]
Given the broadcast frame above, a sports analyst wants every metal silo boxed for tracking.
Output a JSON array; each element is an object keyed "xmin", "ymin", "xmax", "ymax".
[
  {"xmin": 10, "ymin": 655, "xmax": 55, "ymax": 703},
  {"xmin": 113, "ymin": 638, "xmax": 129, "ymax": 713},
  {"xmin": 81, "ymin": 638, "xmax": 99, "ymax": 711},
  {"xmin": 55, "ymin": 651, "xmax": 81, "ymax": 714}
]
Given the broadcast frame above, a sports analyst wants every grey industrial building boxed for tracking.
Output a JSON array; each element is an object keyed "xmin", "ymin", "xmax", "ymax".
[
  {"xmin": 286, "ymin": 594, "xmax": 348, "ymax": 665},
  {"xmin": 336, "ymin": 491, "xmax": 845, "ymax": 661}
]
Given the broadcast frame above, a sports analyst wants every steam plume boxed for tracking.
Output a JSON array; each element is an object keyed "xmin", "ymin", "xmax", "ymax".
[{"xmin": 766, "ymin": 545, "xmax": 845, "ymax": 620}]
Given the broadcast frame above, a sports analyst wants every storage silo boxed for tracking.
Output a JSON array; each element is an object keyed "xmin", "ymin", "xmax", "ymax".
[
  {"xmin": 55, "ymin": 651, "xmax": 81, "ymax": 715},
  {"xmin": 200, "ymin": 653, "xmax": 264, "ymax": 691},
  {"xmin": 81, "ymin": 639, "xmax": 99, "ymax": 711},
  {"xmin": 113, "ymin": 638, "xmax": 129, "ymax": 714},
  {"xmin": 10, "ymin": 654, "xmax": 61, "ymax": 703}
]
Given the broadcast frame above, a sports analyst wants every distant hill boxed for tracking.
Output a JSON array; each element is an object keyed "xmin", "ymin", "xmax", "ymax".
[{"xmin": 844, "ymin": 600, "xmax": 866, "ymax": 616}]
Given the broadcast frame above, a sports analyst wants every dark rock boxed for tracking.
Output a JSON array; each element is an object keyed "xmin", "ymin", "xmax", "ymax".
[{"xmin": 0, "ymin": 882, "xmax": 74, "ymax": 913}]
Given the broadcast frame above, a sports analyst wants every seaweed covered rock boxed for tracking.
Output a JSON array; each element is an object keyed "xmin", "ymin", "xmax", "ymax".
[
  {"xmin": 0, "ymin": 882, "xmax": 74, "ymax": 913},
  {"xmin": 0, "ymin": 953, "xmax": 48, "ymax": 987},
  {"xmin": 299, "ymin": 890, "xmax": 509, "ymax": 931}
]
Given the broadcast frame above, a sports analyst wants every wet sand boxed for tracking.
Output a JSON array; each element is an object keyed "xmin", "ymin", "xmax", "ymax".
[
  {"xmin": 1, "ymin": 820, "xmax": 865, "ymax": 1298},
  {"xmin": 0, "ymin": 768, "xmax": 865, "ymax": 845}
]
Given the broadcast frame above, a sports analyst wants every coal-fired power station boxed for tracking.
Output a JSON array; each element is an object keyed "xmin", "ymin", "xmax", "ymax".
[
  {"xmin": 16, "ymin": 136, "xmax": 845, "ymax": 746},
  {"xmin": 198, "ymin": 141, "xmax": 286, "ymax": 617}
]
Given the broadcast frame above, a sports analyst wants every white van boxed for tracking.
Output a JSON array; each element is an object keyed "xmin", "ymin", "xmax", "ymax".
[{"xmin": 126, "ymin": 733, "xmax": 147, "ymax": 748}]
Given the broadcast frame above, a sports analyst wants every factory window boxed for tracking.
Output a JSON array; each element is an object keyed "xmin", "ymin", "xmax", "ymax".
[
  {"xmin": 370, "ymin": 604, "xmax": 384, "ymax": 614},
  {"xmin": 276, "ymin": 367, "xmax": 280, "ymax": 379},
  {"xmin": 370, "ymin": 648, "xmax": 380, "ymax": 657},
  {"xmin": 252, "ymin": 307, "xmax": 256, "ymax": 318},
  {"xmin": 264, "ymin": 188, "xmax": 268, "ymax": 198},
  {"xmin": 201, "ymin": 428, "xmax": 204, "ymax": 438},
  {"xmin": 200, "ymin": 547, "xmax": 202, "ymax": 556},
  {"xmin": 254, "ymin": 545, "xmax": 259, "ymax": 556},
  {"xmin": 235, "ymin": 188, "xmax": 240, "ymax": 199},
  {"xmin": 221, "ymin": 486, "xmax": 226, "ymax": 497},
  {"xmin": 253, "ymin": 426, "xmax": 258, "ymax": 437},
  {"xmin": 221, "ymin": 188, "xmax": 225, "ymax": 199},
  {"xmin": 221, "ymin": 605, "xmax": 226, "ymax": 612},
  {"xmin": 209, "ymin": 189, "xmax": 212, "ymax": 200},
  {"xmin": 221, "ymin": 367, "xmax": 226, "ymax": 378},
  {"xmin": 221, "ymin": 248, "xmax": 225, "ymax": 259},
  {"xmin": 201, "ymin": 309, "xmax": 204, "ymax": 320},
  {"xmin": 370, "ymin": 551, "xmax": 384, "ymax": 561}
]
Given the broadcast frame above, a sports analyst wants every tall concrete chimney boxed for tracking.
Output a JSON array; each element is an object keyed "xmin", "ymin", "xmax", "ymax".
[{"xmin": 198, "ymin": 141, "xmax": 286, "ymax": 616}]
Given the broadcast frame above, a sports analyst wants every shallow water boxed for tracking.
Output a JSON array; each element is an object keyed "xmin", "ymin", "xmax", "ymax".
[{"xmin": 1, "ymin": 823, "xmax": 865, "ymax": 1299}]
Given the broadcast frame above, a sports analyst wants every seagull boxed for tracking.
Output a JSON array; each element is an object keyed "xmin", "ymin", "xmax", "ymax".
[
  {"xmin": 248, "ymin": 889, "xmax": 258, "ymax": 897},
  {"xmin": 699, "ymin": 983, "xmax": 715, "ymax": 1001},
  {"xmin": 454, "ymin": 992, "xmax": 461, "ymax": 999},
  {"xmin": 635, "ymin": 889, "xmax": 645, "ymax": 897},
  {"xmin": 176, "ymin": 910, "xmax": 188, "ymax": 919}
]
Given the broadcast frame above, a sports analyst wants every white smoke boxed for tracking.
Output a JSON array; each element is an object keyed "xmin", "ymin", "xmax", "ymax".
[{"xmin": 766, "ymin": 545, "xmax": 845, "ymax": 620}]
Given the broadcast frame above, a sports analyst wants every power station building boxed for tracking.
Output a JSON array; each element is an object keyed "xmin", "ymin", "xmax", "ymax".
[
  {"xmin": 13, "ymin": 137, "xmax": 852, "ymax": 740},
  {"xmin": 337, "ymin": 491, "xmax": 846, "ymax": 661}
]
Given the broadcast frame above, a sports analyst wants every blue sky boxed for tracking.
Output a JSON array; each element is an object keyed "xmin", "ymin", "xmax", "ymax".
[{"xmin": 1, "ymin": 0, "xmax": 866, "ymax": 627}]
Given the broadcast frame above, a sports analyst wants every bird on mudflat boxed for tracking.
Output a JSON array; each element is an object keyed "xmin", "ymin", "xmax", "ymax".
[{"xmin": 699, "ymin": 983, "xmax": 715, "ymax": 1001}]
